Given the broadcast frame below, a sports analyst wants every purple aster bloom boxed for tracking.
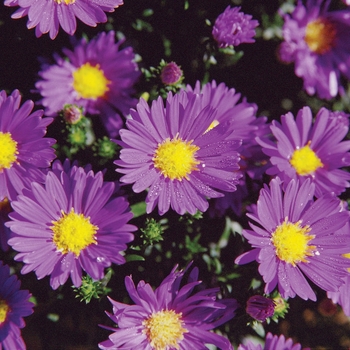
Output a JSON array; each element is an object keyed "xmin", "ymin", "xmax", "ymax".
[
  {"xmin": 0, "ymin": 262, "xmax": 34, "ymax": 350},
  {"xmin": 235, "ymin": 177, "xmax": 350, "ymax": 301},
  {"xmin": 327, "ymin": 274, "xmax": 350, "ymax": 317},
  {"xmin": 246, "ymin": 295, "xmax": 275, "ymax": 322},
  {"xmin": 212, "ymin": 6, "xmax": 259, "ymax": 48},
  {"xmin": 115, "ymin": 88, "xmax": 242, "ymax": 216},
  {"xmin": 6, "ymin": 159, "xmax": 136, "ymax": 290},
  {"xmin": 36, "ymin": 31, "xmax": 140, "ymax": 137},
  {"xmin": 258, "ymin": 106, "xmax": 350, "ymax": 198},
  {"xmin": 238, "ymin": 332, "xmax": 309, "ymax": 350},
  {"xmin": 99, "ymin": 264, "xmax": 238, "ymax": 350},
  {"xmin": 0, "ymin": 90, "xmax": 56, "ymax": 202},
  {"xmin": 279, "ymin": 0, "xmax": 350, "ymax": 99},
  {"xmin": 186, "ymin": 80, "xmax": 268, "ymax": 216},
  {"xmin": 4, "ymin": 0, "xmax": 123, "ymax": 39}
]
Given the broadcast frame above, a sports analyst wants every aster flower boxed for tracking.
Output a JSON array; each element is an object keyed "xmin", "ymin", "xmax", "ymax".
[
  {"xmin": 257, "ymin": 106, "xmax": 350, "ymax": 198},
  {"xmin": 0, "ymin": 198, "xmax": 12, "ymax": 252},
  {"xmin": 212, "ymin": 6, "xmax": 259, "ymax": 48},
  {"xmin": 0, "ymin": 262, "xmax": 34, "ymax": 350},
  {"xmin": 279, "ymin": 0, "xmax": 350, "ymax": 99},
  {"xmin": 6, "ymin": 160, "xmax": 136, "ymax": 290},
  {"xmin": 238, "ymin": 332, "xmax": 308, "ymax": 350},
  {"xmin": 99, "ymin": 264, "xmax": 238, "ymax": 350},
  {"xmin": 327, "ymin": 273, "xmax": 350, "ymax": 317},
  {"xmin": 4, "ymin": 0, "xmax": 123, "ymax": 39},
  {"xmin": 186, "ymin": 80, "xmax": 268, "ymax": 216},
  {"xmin": 0, "ymin": 89, "xmax": 56, "ymax": 202},
  {"xmin": 36, "ymin": 31, "xmax": 140, "ymax": 137},
  {"xmin": 115, "ymin": 88, "xmax": 242, "ymax": 215},
  {"xmin": 235, "ymin": 177, "xmax": 350, "ymax": 301},
  {"xmin": 246, "ymin": 295, "xmax": 275, "ymax": 322}
]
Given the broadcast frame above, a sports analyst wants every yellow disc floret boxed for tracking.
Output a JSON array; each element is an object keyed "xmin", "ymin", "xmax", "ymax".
[
  {"xmin": 72, "ymin": 63, "xmax": 110, "ymax": 100},
  {"xmin": 54, "ymin": 0, "xmax": 75, "ymax": 4},
  {"xmin": 0, "ymin": 299, "xmax": 9, "ymax": 324},
  {"xmin": 0, "ymin": 132, "xmax": 18, "ymax": 171},
  {"xmin": 142, "ymin": 309, "xmax": 188, "ymax": 350},
  {"xmin": 51, "ymin": 208, "xmax": 98, "ymax": 257},
  {"xmin": 271, "ymin": 218, "xmax": 316, "ymax": 266},
  {"xmin": 153, "ymin": 134, "xmax": 200, "ymax": 181},
  {"xmin": 305, "ymin": 18, "xmax": 337, "ymax": 54},
  {"xmin": 289, "ymin": 142, "xmax": 323, "ymax": 176}
]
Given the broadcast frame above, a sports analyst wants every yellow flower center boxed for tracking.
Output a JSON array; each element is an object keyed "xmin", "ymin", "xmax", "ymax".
[
  {"xmin": 204, "ymin": 120, "xmax": 220, "ymax": 133},
  {"xmin": 54, "ymin": 0, "xmax": 75, "ymax": 4},
  {"xmin": 153, "ymin": 135, "xmax": 200, "ymax": 181},
  {"xmin": 343, "ymin": 253, "xmax": 350, "ymax": 272},
  {"xmin": 51, "ymin": 208, "xmax": 98, "ymax": 257},
  {"xmin": 305, "ymin": 18, "xmax": 337, "ymax": 54},
  {"xmin": 72, "ymin": 63, "xmax": 110, "ymax": 100},
  {"xmin": 0, "ymin": 299, "xmax": 9, "ymax": 324},
  {"xmin": 142, "ymin": 310, "xmax": 188, "ymax": 350},
  {"xmin": 289, "ymin": 142, "xmax": 323, "ymax": 176},
  {"xmin": 271, "ymin": 219, "xmax": 316, "ymax": 266},
  {"xmin": 0, "ymin": 132, "xmax": 18, "ymax": 171}
]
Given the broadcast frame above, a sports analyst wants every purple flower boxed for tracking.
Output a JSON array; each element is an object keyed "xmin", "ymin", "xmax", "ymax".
[
  {"xmin": 115, "ymin": 88, "xmax": 242, "ymax": 215},
  {"xmin": 246, "ymin": 295, "xmax": 275, "ymax": 322},
  {"xmin": 235, "ymin": 177, "xmax": 350, "ymax": 301},
  {"xmin": 99, "ymin": 264, "xmax": 238, "ymax": 350},
  {"xmin": 186, "ymin": 80, "xmax": 268, "ymax": 216},
  {"xmin": 6, "ymin": 160, "xmax": 136, "ymax": 290},
  {"xmin": 36, "ymin": 31, "xmax": 140, "ymax": 137},
  {"xmin": 0, "ymin": 90, "xmax": 56, "ymax": 202},
  {"xmin": 0, "ymin": 262, "xmax": 34, "ymax": 350},
  {"xmin": 238, "ymin": 332, "xmax": 309, "ymax": 350},
  {"xmin": 279, "ymin": 0, "xmax": 350, "ymax": 99},
  {"xmin": 212, "ymin": 6, "xmax": 259, "ymax": 48},
  {"xmin": 0, "ymin": 198, "xmax": 12, "ymax": 252},
  {"xmin": 327, "ymin": 274, "xmax": 350, "ymax": 317},
  {"xmin": 4, "ymin": 0, "xmax": 123, "ymax": 39},
  {"xmin": 258, "ymin": 106, "xmax": 350, "ymax": 198},
  {"xmin": 160, "ymin": 62, "xmax": 183, "ymax": 86}
]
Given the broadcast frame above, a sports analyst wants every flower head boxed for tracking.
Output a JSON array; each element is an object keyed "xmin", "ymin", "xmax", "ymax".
[
  {"xmin": 235, "ymin": 177, "xmax": 350, "ymax": 301},
  {"xmin": 238, "ymin": 332, "xmax": 308, "ymax": 350},
  {"xmin": 0, "ymin": 262, "xmax": 34, "ymax": 350},
  {"xmin": 279, "ymin": 0, "xmax": 350, "ymax": 99},
  {"xmin": 0, "ymin": 90, "xmax": 56, "ymax": 202},
  {"xmin": 160, "ymin": 62, "xmax": 183, "ymax": 86},
  {"xmin": 212, "ymin": 6, "xmax": 259, "ymax": 48},
  {"xmin": 99, "ymin": 264, "xmax": 238, "ymax": 350},
  {"xmin": 246, "ymin": 295, "xmax": 275, "ymax": 322},
  {"xmin": 7, "ymin": 160, "xmax": 136, "ymax": 290},
  {"xmin": 115, "ymin": 88, "xmax": 242, "ymax": 215},
  {"xmin": 258, "ymin": 106, "xmax": 350, "ymax": 198},
  {"xmin": 5, "ymin": 0, "xmax": 123, "ymax": 39},
  {"xmin": 36, "ymin": 31, "xmax": 140, "ymax": 137}
]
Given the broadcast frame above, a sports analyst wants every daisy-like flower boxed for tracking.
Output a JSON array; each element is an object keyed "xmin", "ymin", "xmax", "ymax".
[
  {"xmin": 99, "ymin": 264, "xmax": 238, "ymax": 350},
  {"xmin": 0, "ymin": 262, "xmax": 34, "ymax": 350},
  {"xmin": 36, "ymin": 31, "xmax": 140, "ymax": 137},
  {"xmin": 115, "ymin": 89, "xmax": 242, "ymax": 215},
  {"xmin": 258, "ymin": 106, "xmax": 350, "ymax": 198},
  {"xmin": 212, "ymin": 6, "xmax": 259, "ymax": 48},
  {"xmin": 327, "ymin": 274, "xmax": 350, "ymax": 317},
  {"xmin": 235, "ymin": 177, "xmax": 350, "ymax": 301},
  {"xmin": 238, "ymin": 332, "xmax": 309, "ymax": 350},
  {"xmin": 6, "ymin": 160, "xmax": 136, "ymax": 290},
  {"xmin": 0, "ymin": 89, "xmax": 56, "ymax": 202},
  {"xmin": 186, "ymin": 80, "xmax": 268, "ymax": 216},
  {"xmin": 4, "ymin": 0, "xmax": 123, "ymax": 39},
  {"xmin": 279, "ymin": 0, "xmax": 350, "ymax": 99}
]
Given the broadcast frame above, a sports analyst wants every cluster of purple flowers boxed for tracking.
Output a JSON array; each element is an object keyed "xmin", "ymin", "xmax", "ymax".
[{"xmin": 2, "ymin": 0, "xmax": 350, "ymax": 349}]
